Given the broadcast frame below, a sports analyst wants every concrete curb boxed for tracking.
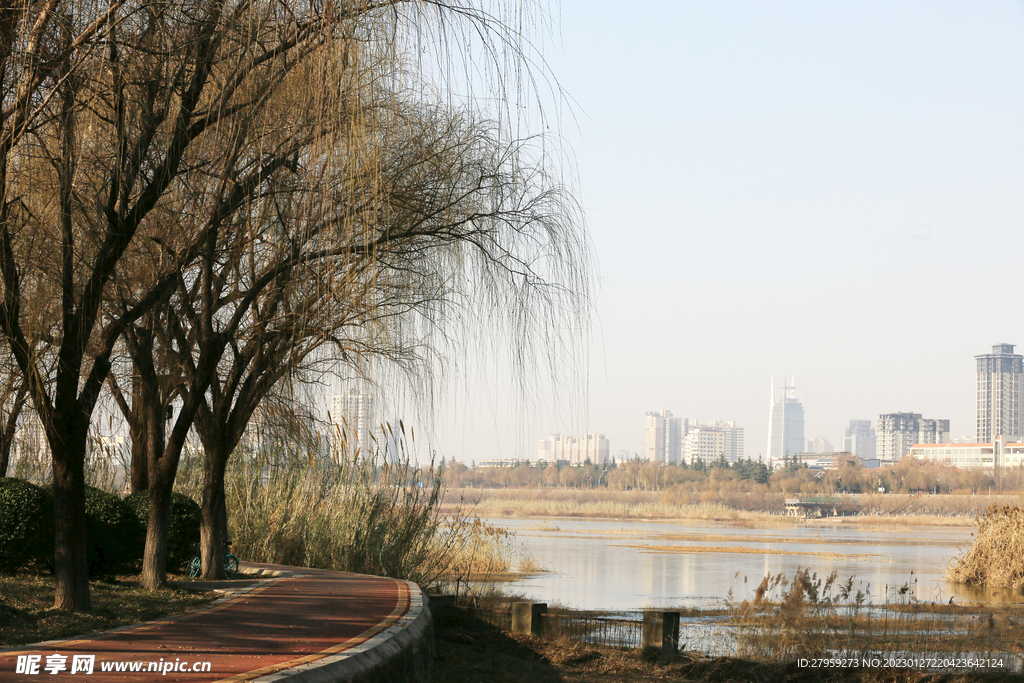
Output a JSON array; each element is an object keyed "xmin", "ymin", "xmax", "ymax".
[{"xmin": 253, "ymin": 581, "xmax": 433, "ymax": 683}]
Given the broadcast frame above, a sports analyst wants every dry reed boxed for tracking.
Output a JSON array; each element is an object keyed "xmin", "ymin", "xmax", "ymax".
[
  {"xmin": 725, "ymin": 569, "xmax": 1021, "ymax": 665},
  {"xmin": 174, "ymin": 449, "xmax": 525, "ymax": 592},
  {"xmin": 946, "ymin": 504, "xmax": 1024, "ymax": 590}
]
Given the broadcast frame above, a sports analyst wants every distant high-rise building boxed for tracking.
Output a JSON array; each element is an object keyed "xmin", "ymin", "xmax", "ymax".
[
  {"xmin": 766, "ymin": 376, "xmax": 804, "ymax": 459},
  {"xmin": 643, "ymin": 411, "xmax": 665, "ymax": 462},
  {"xmin": 537, "ymin": 433, "xmax": 609, "ymax": 464},
  {"xmin": 644, "ymin": 411, "xmax": 738, "ymax": 463},
  {"xmin": 643, "ymin": 410, "xmax": 692, "ymax": 463},
  {"xmin": 331, "ymin": 388, "xmax": 376, "ymax": 462},
  {"xmin": 807, "ymin": 436, "xmax": 833, "ymax": 453},
  {"xmin": 683, "ymin": 426, "xmax": 726, "ymax": 465},
  {"xmin": 976, "ymin": 343, "xmax": 1024, "ymax": 443},
  {"xmin": 877, "ymin": 412, "xmax": 949, "ymax": 462},
  {"xmin": 707, "ymin": 420, "xmax": 744, "ymax": 461},
  {"xmin": 843, "ymin": 420, "xmax": 876, "ymax": 459}
]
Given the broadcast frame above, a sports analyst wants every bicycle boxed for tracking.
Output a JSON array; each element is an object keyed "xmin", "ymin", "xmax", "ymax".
[{"xmin": 187, "ymin": 541, "xmax": 239, "ymax": 579}]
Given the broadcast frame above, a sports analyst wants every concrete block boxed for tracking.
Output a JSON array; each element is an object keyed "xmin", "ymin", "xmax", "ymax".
[
  {"xmin": 641, "ymin": 611, "xmax": 680, "ymax": 655},
  {"xmin": 511, "ymin": 602, "xmax": 546, "ymax": 637}
]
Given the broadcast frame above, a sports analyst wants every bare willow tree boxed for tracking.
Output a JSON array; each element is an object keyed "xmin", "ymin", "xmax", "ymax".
[
  {"xmin": 102, "ymin": 0, "xmax": 587, "ymax": 588},
  {"xmin": 185, "ymin": 99, "xmax": 588, "ymax": 579},
  {"xmin": 1, "ymin": 0, "xmax": 587, "ymax": 607}
]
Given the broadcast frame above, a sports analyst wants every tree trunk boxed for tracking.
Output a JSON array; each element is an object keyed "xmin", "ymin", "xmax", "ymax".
[
  {"xmin": 0, "ymin": 387, "xmax": 26, "ymax": 478},
  {"xmin": 0, "ymin": 428, "xmax": 12, "ymax": 478},
  {"xmin": 141, "ymin": 469, "xmax": 172, "ymax": 589},
  {"xmin": 129, "ymin": 359, "xmax": 149, "ymax": 493},
  {"xmin": 50, "ymin": 411, "xmax": 91, "ymax": 611},
  {"xmin": 199, "ymin": 445, "xmax": 229, "ymax": 579},
  {"xmin": 140, "ymin": 387, "xmax": 206, "ymax": 589},
  {"xmin": 0, "ymin": 436, "xmax": 10, "ymax": 478}
]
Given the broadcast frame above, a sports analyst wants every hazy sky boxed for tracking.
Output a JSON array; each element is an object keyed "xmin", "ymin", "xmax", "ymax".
[{"xmin": 433, "ymin": 1, "xmax": 1024, "ymax": 462}]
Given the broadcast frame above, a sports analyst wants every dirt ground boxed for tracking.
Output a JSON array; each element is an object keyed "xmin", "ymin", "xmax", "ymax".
[{"xmin": 431, "ymin": 609, "xmax": 1024, "ymax": 683}]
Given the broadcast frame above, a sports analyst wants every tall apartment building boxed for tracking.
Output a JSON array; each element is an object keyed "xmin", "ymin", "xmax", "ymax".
[
  {"xmin": 843, "ymin": 420, "xmax": 876, "ymax": 459},
  {"xmin": 643, "ymin": 411, "xmax": 665, "ymax": 462},
  {"xmin": 683, "ymin": 426, "xmax": 726, "ymax": 465},
  {"xmin": 537, "ymin": 433, "xmax": 609, "ymax": 464},
  {"xmin": 766, "ymin": 377, "xmax": 804, "ymax": 459},
  {"xmin": 707, "ymin": 420, "xmax": 744, "ymax": 461},
  {"xmin": 644, "ymin": 411, "xmax": 742, "ymax": 464},
  {"xmin": 877, "ymin": 412, "xmax": 949, "ymax": 462},
  {"xmin": 976, "ymin": 343, "xmax": 1024, "ymax": 443},
  {"xmin": 643, "ymin": 410, "xmax": 696, "ymax": 463},
  {"xmin": 331, "ymin": 388, "xmax": 376, "ymax": 462}
]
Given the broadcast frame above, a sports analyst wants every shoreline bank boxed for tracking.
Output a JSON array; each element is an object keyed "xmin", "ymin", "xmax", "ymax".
[{"xmin": 443, "ymin": 489, "xmax": 993, "ymax": 527}]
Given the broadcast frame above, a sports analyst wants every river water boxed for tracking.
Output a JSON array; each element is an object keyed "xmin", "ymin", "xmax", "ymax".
[{"xmin": 484, "ymin": 517, "xmax": 1024, "ymax": 610}]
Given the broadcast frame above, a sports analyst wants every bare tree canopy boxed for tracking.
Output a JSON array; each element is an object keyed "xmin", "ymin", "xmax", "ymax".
[{"xmin": 0, "ymin": 0, "xmax": 589, "ymax": 609}]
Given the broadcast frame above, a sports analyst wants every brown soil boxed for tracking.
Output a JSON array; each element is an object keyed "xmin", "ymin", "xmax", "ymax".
[
  {"xmin": 0, "ymin": 573, "xmax": 217, "ymax": 648},
  {"xmin": 431, "ymin": 608, "xmax": 1024, "ymax": 683}
]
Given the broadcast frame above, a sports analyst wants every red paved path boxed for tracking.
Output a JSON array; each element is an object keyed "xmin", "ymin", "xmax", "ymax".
[{"xmin": 0, "ymin": 565, "xmax": 410, "ymax": 682}]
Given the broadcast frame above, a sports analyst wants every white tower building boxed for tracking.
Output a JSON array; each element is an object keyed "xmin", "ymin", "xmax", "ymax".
[
  {"xmin": 976, "ymin": 343, "xmax": 1024, "ymax": 443},
  {"xmin": 331, "ymin": 388, "xmax": 376, "ymax": 462},
  {"xmin": 766, "ymin": 376, "xmax": 805, "ymax": 460}
]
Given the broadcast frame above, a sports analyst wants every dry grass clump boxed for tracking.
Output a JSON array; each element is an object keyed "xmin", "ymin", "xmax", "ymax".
[
  {"xmin": 725, "ymin": 569, "xmax": 1024, "ymax": 665},
  {"xmin": 946, "ymin": 504, "xmax": 1024, "ymax": 589},
  {"xmin": 439, "ymin": 518, "xmax": 543, "ymax": 585},
  {"xmin": 174, "ymin": 450, "xmax": 524, "ymax": 592}
]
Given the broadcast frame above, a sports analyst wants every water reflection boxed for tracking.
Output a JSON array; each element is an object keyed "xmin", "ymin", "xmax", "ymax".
[{"xmin": 485, "ymin": 517, "xmax": 1021, "ymax": 610}]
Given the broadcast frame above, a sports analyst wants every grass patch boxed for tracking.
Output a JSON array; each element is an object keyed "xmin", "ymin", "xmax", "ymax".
[{"xmin": 0, "ymin": 573, "xmax": 217, "ymax": 648}]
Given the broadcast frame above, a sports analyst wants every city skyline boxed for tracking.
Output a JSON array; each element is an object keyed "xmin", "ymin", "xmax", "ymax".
[
  {"xmin": 427, "ymin": 3, "xmax": 1024, "ymax": 465},
  {"xmin": 474, "ymin": 341, "xmax": 1004, "ymax": 466}
]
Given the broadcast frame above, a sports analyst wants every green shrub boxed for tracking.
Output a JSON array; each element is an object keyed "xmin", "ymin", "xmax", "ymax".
[
  {"xmin": 0, "ymin": 478, "xmax": 53, "ymax": 573},
  {"xmin": 124, "ymin": 492, "xmax": 201, "ymax": 572},
  {"xmin": 84, "ymin": 486, "xmax": 144, "ymax": 577}
]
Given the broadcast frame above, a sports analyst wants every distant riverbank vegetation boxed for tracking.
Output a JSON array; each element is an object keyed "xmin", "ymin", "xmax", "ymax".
[{"xmin": 437, "ymin": 456, "xmax": 1024, "ymax": 520}]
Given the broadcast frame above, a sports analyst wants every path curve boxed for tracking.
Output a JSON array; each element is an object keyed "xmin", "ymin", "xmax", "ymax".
[{"xmin": 0, "ymin": 564, "xmax": 433, "ymax": 683}]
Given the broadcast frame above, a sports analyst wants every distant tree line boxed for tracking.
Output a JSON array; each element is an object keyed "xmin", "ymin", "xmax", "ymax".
[{"xmin": 439, "ymin": 455, "xmax": 1024, "ymax": 497}]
